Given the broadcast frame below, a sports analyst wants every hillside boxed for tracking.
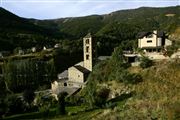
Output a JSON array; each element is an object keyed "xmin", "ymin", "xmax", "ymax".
[
  {"xmin": 2, "ymin": 52, "xmax": 180, "ymax": 120},
  {"xmin": 91, "ymin": 60, "xmax": 180, "ymax": 120},
  {"xmin": 0, "ymin": 6, "xmax": 180, "ymax": 54},
  {"xmin": 32, "ymin": 6, "xmax": 180, "ymax": 39},
  {"xmin": 0, "ymin": 7, "xmax": 62, "ymax": 50}
]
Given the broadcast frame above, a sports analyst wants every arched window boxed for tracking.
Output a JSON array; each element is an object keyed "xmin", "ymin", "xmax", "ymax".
[
  {"xmin": 86, "ymin": 55, "xmax": 89, "ymax": 60},
  {"xmin": 86, "ymin": 39, "xmax": 89, "ymax": 44}
]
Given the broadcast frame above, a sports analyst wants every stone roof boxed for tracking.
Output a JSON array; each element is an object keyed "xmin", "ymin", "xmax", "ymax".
[
  {"xmin": 57, "ymin": 70, "xmax": 68, "ymax": 79},
  {"xmin": 98, "ymin": 56, "xmax": 111, "ymax": 61},
  {"xmin": 84, "ymin": 33, "xmax": 92, "ymax": 38},
  {"xmin": 74, "ymin": 65, "xmax": 90, "ymax": 74},
  {"xmin": 137, "ymin": 31, "xmax": 165, "ymax": 38}
]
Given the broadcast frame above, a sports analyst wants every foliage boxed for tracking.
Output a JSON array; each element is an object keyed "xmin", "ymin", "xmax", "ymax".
[
  {"xmin": 34, "ymin": 93, "xmax": 57, "ymax": 118},
  {"xmin": 83, "ymin": 79, "xmax": 110, "ymax": 109},
  {"xmin": 3, "ymin": 94, "xmax": 27, "ymax": 116},
  {"xmin": 140, "ymin": 57, "xmax": 153, "ymax": 68},
  {"xmin": 2, "ymin": 59, "xmax": 55, "ymax": 92},
  {"xmin": 165, "ymin": 41, "xmax": 179, "ymax": 57},
  {"xmin": 52, "ymin": 40, "xmax": 82, "ymax": 73},
  {"xmin": 66, "ymin": 95, "xmax": 84, "ymax": 106},
  {"xmin": 57, "ymin": 92, "xmax": 68, "ymax": 115},
  {"xmin": 1, "ymin": 6, "xmax": 180, "ymax": 54},
  {"xmin": 115, "ymin": 70, "xmax": 142, "ymax": 84},
  {"xmin": 23, "ymin": 89, "xmax": 35, "ymax": 105},
  {"xmin": 83, "ymin": 80, "xmax": 97, "ymax": 109},
  {"xmin": 95, "ymin": 88, "xmax": 110, "ymax": 107}
]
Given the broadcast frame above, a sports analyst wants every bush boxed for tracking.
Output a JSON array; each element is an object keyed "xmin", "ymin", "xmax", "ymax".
[
  {"xmin": 57, "ymin": 92, "xmax": 68, "ymax": 115},
  {"xmin": 115, "ymin": 69, "xmax": 142, "ymax": 84},
  {"xmin": 66, "ymin": 95, "xmax": 84, "ymax": 106},
  {"xmin": 4, "ymin": 94, "xmax": 27, "ymax": 115},
  {"xmin": 96, "ymin": 88, "xmax": 110, "ymax": 107},
  {"xmin": 23, "ymin": 89, "xmax": 35, "ymax": 105},
  {"xmin": 140, "ymin": 57, "xmax": 153, "ymax": 68}
]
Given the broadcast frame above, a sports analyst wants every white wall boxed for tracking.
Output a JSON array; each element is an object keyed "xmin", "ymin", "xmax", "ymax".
[
  {"xmin": 138, "ymin": 33, "xmax": 157, "ymax": 48},
  {"xmin": 157, "ymin": 38, "xmax": 162, "ymax": 47},
  {"xmin": 165, "ymin": 39, "xmax": 172, "ymax": 47},
  {"xmin": 68, "ymin": 67, "xmax": 84, "ymax": 83}
]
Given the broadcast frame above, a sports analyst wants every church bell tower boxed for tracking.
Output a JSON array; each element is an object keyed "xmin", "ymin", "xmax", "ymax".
[{"xmin": 83, "ymin": 33, "xmax": 94, "ymax": 71}]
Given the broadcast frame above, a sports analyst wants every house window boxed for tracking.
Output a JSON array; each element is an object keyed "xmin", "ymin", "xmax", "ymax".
[
  {"xmin": 86, "ymin": 46, "xmax": 89, "ymax": 53},
  {"xmin": 147, "ymin": 40, "xmax": 152, "ymax": 43},
  {"xmin": 86, "ymin": 55, "xmax": 89, "ymax": 60},
  {"xmin": 86, "ymin": 39, "xmax": 89, "ymax": 44}
]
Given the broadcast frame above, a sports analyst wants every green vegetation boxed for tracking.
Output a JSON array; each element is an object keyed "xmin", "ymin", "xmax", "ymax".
[
  {"xmin": 2, "ymin": 59, "xmax": 55, "ymax": 92},
  {"xmin": 0, "ymin": 6, "xmax": 180, "ymax": 55},
  {"xmin": 57, "ymin": 92, "xmax": 68, "ymax": 115},
  {"xmin": 140, "ymin": 56, "xmax": 153, "ymax": 68},
  {"xmin": 0, "ymin": 6, "xmax": 180, "ymax": 120}
]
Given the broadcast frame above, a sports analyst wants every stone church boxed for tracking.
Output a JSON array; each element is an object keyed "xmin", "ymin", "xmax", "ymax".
[{"xmin": 51, "ymin": 33, "xmax": 95, "ymax": 95}]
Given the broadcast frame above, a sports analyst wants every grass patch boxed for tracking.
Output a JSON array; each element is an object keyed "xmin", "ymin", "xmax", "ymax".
[{"xmin": 2, "ymin": 105, "xmax": 86, "ymax": 120}]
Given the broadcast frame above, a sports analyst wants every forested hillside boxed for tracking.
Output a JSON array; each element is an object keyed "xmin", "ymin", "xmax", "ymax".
[
  {"xmin": 0, "ymin": 7, "xmax": 61, "ymax": 50},
  {"xmin": 33, "ymin": 6, "xmax": 180, "ymax": 39},
  {"xmin": 1, "ymin": 6, "xmax": 179, "ymax": 54}
]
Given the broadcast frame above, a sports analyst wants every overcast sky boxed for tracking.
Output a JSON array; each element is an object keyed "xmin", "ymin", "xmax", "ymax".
[{"xmin": 1, "ymin": 0, "xmax": 179, "ymax": 19}]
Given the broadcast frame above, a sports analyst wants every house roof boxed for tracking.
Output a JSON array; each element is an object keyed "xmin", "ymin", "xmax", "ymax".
[
  {"xmin": 98, "ymin": 56, "xmax": 111, "ymax": 61},
  {"xmin": 137, "ymin": 31, "xmax": 165, "ymax": 38},
  {"xmin": 84, "ymin": 33, "xmax": 92, "ymax": 38},
  {"xmin": 57, "ymin": 70, "xmax": 68, "ymax": 79},
  {"xmin": 137, "ymin": 32, "xmax": 149, "ymax": 38},
  {"xmin": 74, "ymin": 65, "xmax": 90, "ymax": 74}
]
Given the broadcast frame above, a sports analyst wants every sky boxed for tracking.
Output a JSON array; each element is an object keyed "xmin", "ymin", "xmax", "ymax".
[{"xmin": 1, "ymin": 0, "xmax": 180, "ymax": 19}]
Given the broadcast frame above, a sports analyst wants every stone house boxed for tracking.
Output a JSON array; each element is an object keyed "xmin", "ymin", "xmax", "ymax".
[{"xmin": 137, "ymin": 30, "xmax": 172, "ymax": 52}]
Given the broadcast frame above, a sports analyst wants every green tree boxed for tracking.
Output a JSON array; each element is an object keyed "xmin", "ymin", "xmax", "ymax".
[
  {"xmin": 57, "ymin": 92, "xmax": 68, "ymax": 115},
  {"xmin": 140, "ymin": 57, "xmax": 153, "ymax": 69},
  {"xmin": 23, "ymin": 89, "xmax": 35, "ymax": 106}
]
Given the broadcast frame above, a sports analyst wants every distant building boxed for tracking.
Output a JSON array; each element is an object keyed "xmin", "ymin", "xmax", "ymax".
[
  {"xmin": 137, "ymin": 30, "xmax": 172, "ymax": 52},
  {"xmin": 18, "ymin": 49, "xmax": 25, "ymax": 55},
  {"xmin": 31, "ymin": 47, "xmax": 37, "ymax": 53},
  {"xmin": 43, "ymin": 45, "xmax": 53, "ymax": 51},
  {"xmin": 0, "ymin": 51, "xmax": 11, "ymax": 58},
  {"xmin": 54, "ymin": 43, "xmax": 60, "ymax": 48}
]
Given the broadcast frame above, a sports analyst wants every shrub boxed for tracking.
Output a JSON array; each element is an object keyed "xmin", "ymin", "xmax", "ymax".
[
  {"xmin": 4, "ymin": 94, "xmax": 27, "ymax": 115},
  {"xmin": 66, "ymin": 95, "xmax": 83, "ymax": 106},
  {"xmin": 23, "ymin": 89, "xmax": 35, "ymax": 105},
  {"xmin": 96, "ymin": 88, "xmax": 110, "ymax": 107},
  {"xmin": 57, "ymin": 92, "xmax": 68, "ymax": 115},
  {"xmin": 115, "ymin": 69, "xmax": 142, "ymax": 84},
  {"xmin": 140, "ymin": 57, "xmax": 153, "ymax": 68}
]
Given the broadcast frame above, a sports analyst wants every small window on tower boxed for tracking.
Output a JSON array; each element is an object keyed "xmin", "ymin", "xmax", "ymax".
[
  {"xmin": 86, "ymin": 39, "xmax": 89, "ymax": 44},
  {"xmin": 86, "ymin": 55, "xmax": 89, "ymax": 60},
  {"xmin": 86, "ymin": 46, "xmax": 89, "ymax": 52}
]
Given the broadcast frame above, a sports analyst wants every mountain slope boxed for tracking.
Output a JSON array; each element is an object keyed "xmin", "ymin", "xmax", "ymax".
[
  {"xmin": 0, "ymin": 7, "xmax": 61, "ymax": 50},
  {"xmin": 33, "ymin": 6, "xmax": 180, "ymax": 39},
  {"xmin": 0, "ymin": 6, "xmax": 179, "ymax": 52}
]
